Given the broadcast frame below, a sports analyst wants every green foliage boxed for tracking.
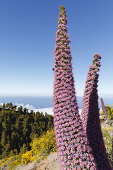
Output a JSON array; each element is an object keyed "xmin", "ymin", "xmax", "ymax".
[
  {"xmin": 0, "ymin": 129, "xmax": 56, "ymax": 169},
  {"xmin": 102, "ymin": 125, "xmax": 113, "ymax": 166},
  {"xmin": 0, "ymin": 103, "xmax": 53, "ymax": 159},
  {"xmin": 101, "ymin": 104, "xmax": 113, "ymax": 167},
  {"xmin": 20, "ymin": 143, "xmax": 28, "ymax": 154},
  {"xmin": 106, "ymin": 105, "xmax": 113, "ymax": 120},
  {"xmin": 101, "ymin": 104, "xmax": 113, "ymax": 120}
]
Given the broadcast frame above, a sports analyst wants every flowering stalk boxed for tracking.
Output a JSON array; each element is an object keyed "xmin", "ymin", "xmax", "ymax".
[
  {"xmin": 81, "ymin": 54, "xmax": 112, "ymax": 169},
  {"xmin": 100, "ymin": 98, "xmax": 108, "ymax": 117},
  {"xmin": 53, "ymin": 6, "xmax": 97, "ymax": 169}
]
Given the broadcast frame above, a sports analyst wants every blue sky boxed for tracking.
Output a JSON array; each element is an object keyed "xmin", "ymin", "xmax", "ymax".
[{"xmin": 0, "ymin": 0, "xmax": 113, "ymax": 96}]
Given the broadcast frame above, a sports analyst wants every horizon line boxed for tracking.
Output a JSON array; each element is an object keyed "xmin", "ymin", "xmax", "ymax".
[{"xmin": 0, "ymin": 93, "xmax": 113, "ymax": 97}]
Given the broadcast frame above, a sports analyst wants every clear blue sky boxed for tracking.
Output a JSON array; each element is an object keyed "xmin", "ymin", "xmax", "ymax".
[{"xmin": 0, "ymin": 0, "xmax": 113, "ymax": 96}]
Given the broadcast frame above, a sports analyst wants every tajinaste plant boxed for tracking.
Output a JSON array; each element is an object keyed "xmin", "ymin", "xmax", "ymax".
[
  {"xmin": 81, "ymin": 54, "xmax": 112, "ymax": 169},
  {"xmin": 53, "ymin": 6, "xmax": 97, "ymax": 170},
  {"xmin": 100, "ymin": 98, "xmax": 108, "ymax": 117}
]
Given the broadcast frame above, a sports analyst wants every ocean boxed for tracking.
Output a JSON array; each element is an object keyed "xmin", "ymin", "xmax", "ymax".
[{"xmin": 0, "ymin": 96, "xmax": 112, "ymax": 115}]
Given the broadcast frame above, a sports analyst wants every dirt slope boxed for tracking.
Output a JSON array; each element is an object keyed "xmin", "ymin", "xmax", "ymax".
[{"xmin": 36, "ymin": 152, "xmax": 61, "ymax": 170}]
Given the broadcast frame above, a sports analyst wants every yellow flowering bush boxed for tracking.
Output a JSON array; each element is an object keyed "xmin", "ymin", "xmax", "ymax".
[
  {"xmin": 21, "ymin": 150, "xmax": 34, "ymax": 165},
  {"xmin": 0, "ymin": 129, "xmax": 57, "ymax": 168},
  {"xmin": 101, "ymin": 104, "xmax": 113, "ymax": 120},
  {"xmin": 0, "ymin": 155, "xmax": 21, "ymax": 169},
  {"xmin": 106, "ymin": 105, "xmax": 113, "ymax": 120},
  {"xmin": 9, "ymin": 159, "xmax": 20, "ymax": 169},
  {"xmin": 0, "ymin": 158, "xmax": 8, "ymax": 166},
  {"xmin": 31, "ymin": 129, "xmax": 57, "ymax": 161},
  {"xmin": 102, "ymin": 125, "xmax": 112, "ymax": 165}
]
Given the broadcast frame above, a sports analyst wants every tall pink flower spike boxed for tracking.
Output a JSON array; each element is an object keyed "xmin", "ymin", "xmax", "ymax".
[
  {"xmin": 53, "ymin": 6, "xmax": 97, "ymax": 170},
  {"xmin": 81, "ymin": 53, "xmax": 112, "ymax": 169}
]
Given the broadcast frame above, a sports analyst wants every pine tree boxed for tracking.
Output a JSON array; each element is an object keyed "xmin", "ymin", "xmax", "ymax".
[
  {"xmin": 53, "ymin": 6, "xmax": 97, "ymax": 169},
  {"xmin": 1, "ymin": 130, "xmax": 7, "ymax": 147},
  {"xmin": 81, "ymin": 54, "xmax": 112, "ymax": 169},
  {"xmin": 0, "ymin": 103, "xmax": 53, "ymax": 158}
]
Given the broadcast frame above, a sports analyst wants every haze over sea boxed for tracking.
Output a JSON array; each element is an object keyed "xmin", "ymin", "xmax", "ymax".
[{"xmin": 0, "ymin": 95, "xmax": 113, "ymax": 115}]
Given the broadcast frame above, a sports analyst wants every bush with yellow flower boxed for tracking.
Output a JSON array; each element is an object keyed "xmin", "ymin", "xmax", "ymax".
[
  {"xmin": 31, "ymin": 129, "xmax": 57, "ymax": 162},
  {"xmin": 101, "ymin": 104, "xmax": 113, "ymax": 120},
  {"xmin": 102, "ymin": 124, "xmax": 112, "ymax": 165},
  {"xmin": 21, "ymin": 150, "xmax": 34, "ymax": 165}
]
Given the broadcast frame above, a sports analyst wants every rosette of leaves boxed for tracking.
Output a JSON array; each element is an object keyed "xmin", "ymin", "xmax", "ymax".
[
  {"xmin": 81, "ymin": 54, "xmax": 112, "ymax": 169},
  {"xmin": 53, "ymin": 6, "xmax": 97, "ymax": 170}
]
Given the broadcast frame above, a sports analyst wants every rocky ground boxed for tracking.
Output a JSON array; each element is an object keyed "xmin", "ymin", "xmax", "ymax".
[
  {"xmin": 14, "ymin": 152, "xmax": 61, "ymax": 170},
  {"xmin": 36, "ymin": 152, "xmax": 61, "ymax": 170}
]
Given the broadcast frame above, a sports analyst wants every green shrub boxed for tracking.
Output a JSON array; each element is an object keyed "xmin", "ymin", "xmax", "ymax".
[
  {"xmin": 101, "ymin": 104, "xmax": 113, "ymax": 120},
  {"xmin": 102, "ymin": 125, "xmax": 113, "ymax": 166}
]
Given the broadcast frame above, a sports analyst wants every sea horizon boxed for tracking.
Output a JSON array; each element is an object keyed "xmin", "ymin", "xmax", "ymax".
[{"xmin": 0, "ymin": 95, "xmax": 112, "ymax": 113}]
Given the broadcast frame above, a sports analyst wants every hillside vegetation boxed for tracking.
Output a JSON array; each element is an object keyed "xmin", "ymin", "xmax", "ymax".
[
  {"xmin": 0, "ymin": 128, "xmax": 56, "ymax": 169},
  {"xmin": 0, "ymin": 104, "xmax": 113, "ymax": 169},
  {"xmin": 0, "ymin": 103, "xmax": 53, "ymax": 159}
]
